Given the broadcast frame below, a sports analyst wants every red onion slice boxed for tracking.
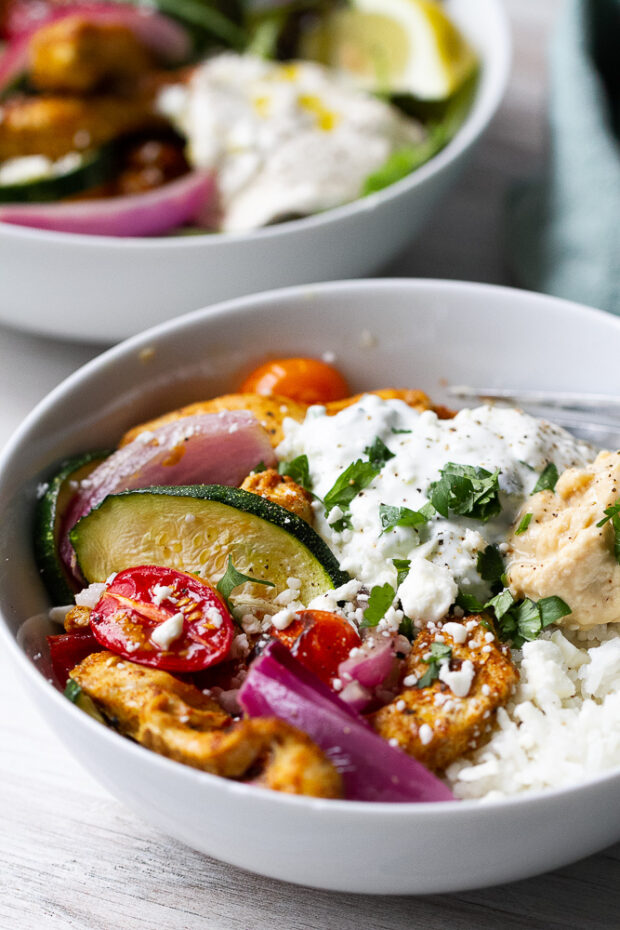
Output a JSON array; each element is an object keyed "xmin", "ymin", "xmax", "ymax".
[
  {"xmin": 0, "ymin": 170, "xmax": 216, "ymax": 236},
  {"xmin": 239, "ymin": 641, "xmax": 454, "ymax": 803},
  {"xmin": 59, "ymin": 411, "xmax": 276, "ymax": 583},
  {"xmin": 339, "ymin": 639, "xmax": 395, "ymax": 690}
]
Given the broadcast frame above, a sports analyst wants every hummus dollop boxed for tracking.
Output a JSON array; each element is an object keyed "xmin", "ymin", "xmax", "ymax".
[{"xmin": 507, "ymin": 451, "xmax": 620, "ymax": 628}]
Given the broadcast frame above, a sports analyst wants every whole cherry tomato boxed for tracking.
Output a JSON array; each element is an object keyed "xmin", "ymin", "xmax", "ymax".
[
  {"xmin": 271, "ymin": 610, "xmax": 361, "ymax": 686},
  {"xmin": 90, "ymin": 565, "xmax": 234, "ymax": 672},
  {"xmin": 240, "ymin": 357, "xmax": 349, "ymax": 405}
]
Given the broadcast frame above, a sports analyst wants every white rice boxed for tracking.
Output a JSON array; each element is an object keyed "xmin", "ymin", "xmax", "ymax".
[{"xmin": 446, "ymin": 626, "xmax": 620, "ymax": 799}]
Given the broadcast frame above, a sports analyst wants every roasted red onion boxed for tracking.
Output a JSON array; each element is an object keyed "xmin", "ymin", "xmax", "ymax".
[
  {"xmin": 0, "ymin": 170, "xmax": 216, "ymax": 236},
  {"xmin": 239, "ymin": 641, "xmax": 454, "ymax": 803},
  {"xmin": 59, "ymin": 411, "xmax": 276, "ymax": 583}
]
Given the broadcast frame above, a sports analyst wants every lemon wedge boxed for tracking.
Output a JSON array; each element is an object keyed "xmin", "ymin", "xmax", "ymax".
[{"xmin": 299, "ymin": 0, "xmax": 477, "ymax": 100}]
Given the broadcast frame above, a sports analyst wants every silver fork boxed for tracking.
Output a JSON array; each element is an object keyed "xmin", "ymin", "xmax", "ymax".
[{"xmin": 447, "ymin": 387, "xmax": 620, "ymax": 449}]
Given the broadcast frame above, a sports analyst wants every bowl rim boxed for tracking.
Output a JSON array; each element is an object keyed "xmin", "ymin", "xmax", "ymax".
[
  {"xmin": 0, "ymin": 0, "xmax": 511, "ymax": 250},
  {"xmin": 2, "ymin": 276, "xmax": 620, "ymax": 817}
]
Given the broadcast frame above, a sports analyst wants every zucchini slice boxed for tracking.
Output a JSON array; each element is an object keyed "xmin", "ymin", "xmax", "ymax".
[
  {"xmin": 0, "ymin": 147, "xmax": 118, "ymax": 204},
  {"xmin": 70, "ymin": 485, "xmax": 349, "ymax": 607},
  {"xmin": 35, "ymin": 450, "xmax": 110, "ymax": 604}
]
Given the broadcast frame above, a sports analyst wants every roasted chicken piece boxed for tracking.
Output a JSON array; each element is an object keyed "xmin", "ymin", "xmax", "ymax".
[
  {"xmin": 240, "ymin": 468, "xmax": 314, "ymax": 523},
  {"xmin": 324, "ymin": 388, "xmax": 433, "ymax": 415},
  {"xmin": 120, "ymin": 393, "xmax": 309, "ymax": 449},
  {"xmin": 63, "ymin": 604, "xmax": 91, "ymax": 632},
  {"xmin": 29, "ymin": 16, "xmax": 155, "ymax": 94},
  {"xmin": 371, "ymin": 616, "xmax": 518, "ymax": 772},
  {"xmin": 70, "ymin": 651, "xmax": 342, "ymax": 798},
  {"xmin": 324, "ymin": 389, "xmax": 454, "ymax": 419},
  {"xmin": 0, "ymin": 94, "xmax": 165, "ymax": 160}
]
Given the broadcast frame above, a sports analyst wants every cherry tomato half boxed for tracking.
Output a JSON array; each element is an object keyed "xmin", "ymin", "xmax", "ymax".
[
  {"xmin": 271, "ymin": 610, "xmax": 361, "ymax": 686},
  {"xmin": 90, "ymin": 565, "xmax": 234, "ymax": 672},
  {"xmin": 240, "ymin": 357, "xmax": 349, "ymax": 405}
]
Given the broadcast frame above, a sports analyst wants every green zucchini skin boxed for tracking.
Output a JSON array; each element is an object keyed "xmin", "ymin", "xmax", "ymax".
[
  {"xmin": 0, "ymin": 147, "xmax": 118, "ymax": 204},
  {"xmin": 34, "ymin": 450, "xmax": 110, "ymax": 605},
  {"xmin": 71, "ymin": 484, "xmax": 349, "ymax": 597}
]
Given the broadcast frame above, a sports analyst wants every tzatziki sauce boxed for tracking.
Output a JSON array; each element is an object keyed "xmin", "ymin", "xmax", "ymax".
[
  {"xmin": 157, "ymin": 54, "xmax": 424, "ymax": 232},
  {"xmin": 277, "ymin": 396, "xmax": 595, "ymax": 628}
]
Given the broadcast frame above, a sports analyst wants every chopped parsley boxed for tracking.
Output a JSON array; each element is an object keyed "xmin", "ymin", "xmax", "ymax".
[
  {"xmin": 391, "ymin": 427, "xmax": 412, "ymax": 435},
  {"xmin": 392, "ymin": 557, "xmax": 411, "ymax": 587},
  {"xmin": 476, "ymin": 544, "xmax": 505, "ymax": 587},
  {"xmin": 251, "ymin": 460, "xmax": 267, "ymax": 473},
  {"xmin": 398, "ymin": 616, "xmax": 415, "ymax": 640},
  {"xmin": 487, "ymin": 590, "xmax": 571, "ymax": 648},
  {"xmin": 429, "ymin": 462, "xmax": 501, "ymax": 523},
  {"xmin": 515, "ymin": 512, "xmax": 533, "ymax": 535},
  {"xmin": 324, "ymin": 435, "xmax": 395, "ymax": 532},
  {"xmin": 416, "ymin": 642, "xmax": 452, "ymax": 689},
  {"xmin": 364, "ymin": 436, "xmax": 395, "ymax": 469},
  {"xmin": 64, "ymin": 679, "xmax": 82, "ymax": 703},
  {"xmin": 379, "ymin": 503, "xmax": 431, "ymax": 535},
  {"xmin": 278, "ymin": 453, "xmax": 312, "ymax": 491},
  {"xmin": 532, "ymin": 462, "xmax": 559, "ymax": 494},
  {"xmin": 323, "ymin": 458, "xmax": 379, "ymax": 531},
  {"xmin": 216, "ymin": 555, "xmax": 275, "ymax": 611},
  {"xmin": 361, "ymin": 582, "xmax": 395, "ymax": 628},
  {"xmin": 455, "ymin": 590, "xmax": 485, "ymax": 613},
  {"xmin": 597, "ymin": 500, "xmax": 620, "ymax": 564}
]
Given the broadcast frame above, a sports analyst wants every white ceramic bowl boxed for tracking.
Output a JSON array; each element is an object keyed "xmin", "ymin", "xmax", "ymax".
[
  {"xmin": 0, "ymin": 0, "xmax": 510, "ymax": 343},
  {"xmin": 1, "ymin": 278, "xmax": 620, "ymax": 894}
]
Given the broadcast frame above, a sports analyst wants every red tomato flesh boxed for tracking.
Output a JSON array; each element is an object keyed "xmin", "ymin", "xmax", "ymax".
[
  {"xmin": 271, "ymin": 610, "xmax": 361, "ymax": 686},
  {"xmin": 90, "ymin": 565, "xmax": 234, "ymax": 672}
]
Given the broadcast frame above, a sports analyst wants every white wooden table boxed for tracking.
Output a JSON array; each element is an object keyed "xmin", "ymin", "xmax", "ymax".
[{"xmin": 2, "ymin": 2, "xmax": 619, "ymax": 926}]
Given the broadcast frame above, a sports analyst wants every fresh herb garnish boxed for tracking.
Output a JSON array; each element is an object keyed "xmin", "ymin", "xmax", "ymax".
[
  {"xmin": 429, "ymin": 462, "xmax": 501, "ymax": 522},
  {"xmin": 278, "ymin": 453, "xmax": 312, "ymax": 491},
  {"xmin": 379, "ymin": 503, "xmax": 430, "ymax": 535},
  {"xmin": 64, "ymin": 679, "xmax": 82, "ymax": 702},
  {"xmin": 323, "ymin": 458, "xmax": 379, "ymax": 531},
  {"xmin": 538, "ymin": 595, "xmax": 573, "ymax": 628},
  {"xmin": 476, "ymin": 544, "xmax": 505, "ymax": 586},
  {"xmin": 488, "ymin": 591, "xmax": 571, "ymax": 647},
  {"xmin": 416, "ymin": 642, "xmax": 452, "ymax": 689},
  {"xmin": 361, "ymin": 583, "xmax": 395, "ymax": 628},
  {"xmin": 455, "ymin": 590, "xmax": 485, "ymax": 613},
  {"xmin": 485, "ymin": 588, "xmax": 515, "ymax": 621},
  {"xmin": 515, "ymin": 513, "xmax": 533, "ymax": 535},
  {"xmin": 216, "ymin": 555, "xmax": 275, "ymax": 610},
  {"xmin": 364, "ymin": 436, "xmax": 395, "ymax": 469},
  {"xmin": 597, "ymin": 500, "xmax": 620, "ymax": 564},
  {"xmin": 324, "ymin": 435, "xmax": 394, "ymax": 531},
  {"xmin": 252, "ymin": 460, "xmax": 267, "ymax": 473},
  {"xmin": 532, "ymin": 463, "xmax": 559, "ymax": 494},
  {"xmin": 392, "ymin": 427, "xmax": 412, "ymax": 435},
  {"xmin": 398, "ymin": 616, "xmax": 414, "ymax": 640},
  {"xmin": 392, "ymin": 558, "xmax": 411, "ymax": 587}
]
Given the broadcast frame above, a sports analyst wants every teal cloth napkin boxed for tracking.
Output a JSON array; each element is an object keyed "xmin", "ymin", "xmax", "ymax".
[{"xmin": 508, "ymin": 0, "xmax": 620, "ymax": 314}]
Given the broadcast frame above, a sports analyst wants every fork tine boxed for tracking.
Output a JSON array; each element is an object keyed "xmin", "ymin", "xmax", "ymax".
[{"xmin": 448, "ymin": 386, "xmax": 620, "ymax": 414}]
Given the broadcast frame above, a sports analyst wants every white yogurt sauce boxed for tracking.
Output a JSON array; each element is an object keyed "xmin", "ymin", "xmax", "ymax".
[
  {"xmin": 278, "ymin": 396, "xmax": 595, "ymax": 627},
  {"xmin": 157, "ymin": 53, "xmax": 424, "ymax": 232}
]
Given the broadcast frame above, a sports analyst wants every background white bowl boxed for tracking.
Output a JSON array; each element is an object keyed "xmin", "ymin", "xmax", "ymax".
[
  {"xmin": 1, "ymin": 278, "xmax": 620, "ymax": 895},
  {"xmin": 0, "ymin": 0, "xmax": 510, "ymax": 343}
]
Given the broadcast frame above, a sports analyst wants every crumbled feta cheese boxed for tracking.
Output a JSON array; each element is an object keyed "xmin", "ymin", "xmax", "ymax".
[
  {"xmin": 151, "ymin": 612, "xmax": 184, "ymax": 649},
  {"xmin": 442, "ymin": 621, "xmax": 467, "ymax": 644},
  {"xmin": 419, "ymin": 724, "xmax": 434, "ymax": 745},
  {"xmin": 439, "ymin": 659, "xmax": 475, "ymax": 698},
  {"xmin": 75, "ymin": 582, "xmax": 107, "ymax": 608}
]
